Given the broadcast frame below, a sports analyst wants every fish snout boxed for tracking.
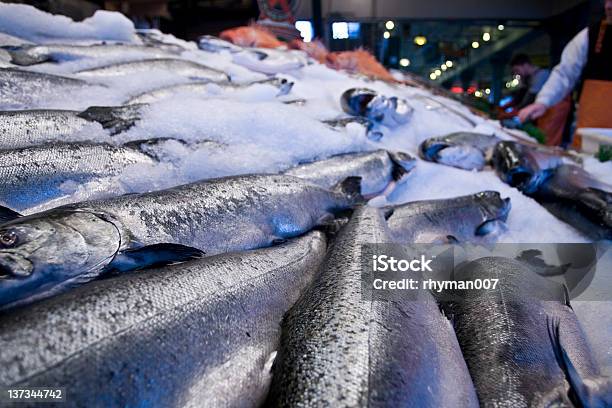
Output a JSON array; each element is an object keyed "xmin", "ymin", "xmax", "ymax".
[
  {"xmin": 0, "ymin": 251, "xmax": 34, "ymax": 279},
  {"xmin": 419, "ymin": 139, "xmax": 449, "ymax": 161},
  {"xmin": 473, "ymin": 192, "xmax": 512, "ymax": 236}
]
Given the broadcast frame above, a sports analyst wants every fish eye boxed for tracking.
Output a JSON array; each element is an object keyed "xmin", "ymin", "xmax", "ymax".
[{"xmin": 0, "ymin": 231, "xmax": 18, "ymax": 248}]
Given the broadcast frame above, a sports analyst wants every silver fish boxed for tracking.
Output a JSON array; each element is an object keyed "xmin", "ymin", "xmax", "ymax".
[
  {"xmin": 198, "ymin": 35, "xmax": 244, "ymax": 53},
  {"xmin": 443, "ymin": 256, "xmax": 612, "ymax": 407},
  {"xmin": 534, "ymin": 164, "xmax": 612, "ymax": 241},
  {"xmin": 267, "ymin": 206, "xmax": 479, "ymax": 407},
  {"xmin": 340, "ymin": 88, "xmax": 413, "ymax": 128},
  {"xmin": 125, "ymin": 76, "xmax": 293, "ymax": 104},
  {"xmin": 75, "ymin": 58, "xmax": 229, "ymax": 81},
  {"xmin": 419, "ymin": 132, "xmax": 501, "ymax": 171},
  {"xmin": 0, "ymin": 174, "xmax": 362, "ymax": 309},
  {"xmin": 0, "ymin": 104, "xmax": 146, "ymax": 149},
  {"xmin": 283, "ymin": 150, "xmax": 415, "ymax": 198},
  {"xmin": 4, "ymin": 43, "xmax": 181, "ymax": 66},
  {"xmin": 135, "ymin": 30, "xmax": 189, "ymax": 53},
  {"xmin": 385, "ymin": 191, "xmax": 511, "ymax": 243},
  {"xmin": 0, "ymin": 67, "xmax": 96, "ymax": 109},
  {"xmin": 0, "ymin": 142, "xmax": 156, "ymax": 211},
  {"xmin": 0, "ymin": 232, "xmax": 326, "ymax": 407},
  {"xmin": 492, "ymin": 140, "xmax": 564, "ymax": 193}
]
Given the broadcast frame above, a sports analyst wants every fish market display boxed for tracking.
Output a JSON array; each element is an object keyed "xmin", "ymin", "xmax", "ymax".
[
  {"xmin": 419, "ymin": 132, "xmax": 501, "ymax": 171},
  {"xmin": 0, "ymin": 232, "xmax": 326, "ymax": 407},
  {"xmin": 493, "ymin": 140, "xmax": 564, "ymax": 193},
  {"xmin": 493, "ymin": 142, "xmax": 611, "ymax": 239},
  {"xmin": 0, "ymin": 174, "xmax": 362, "ymax": 309},
  {"xmin": 443, "ymin": 257, "xmax": 612, "ymax": 407},
  {"xmin": 0, "ymin": 104, "xmax": 145, "ymax": 149},
  {"xmin": 340, "ymin": 87, "xmax": 413, "ymax": 128},
  {"xmin": 125, "ymin": 76, "xmax": 293, "ymax": 104},
  {"xmin": 385, "ymin": 191, "xmax": 511, "ymax": 243},
  {"xmin": 532, "ymin": 165, "xmax": 612, "ymax": 240},
  {"xmin": 76, "ymin": 58, "xmax": 229, "ymax": 81},
  {"xmin": 5, "ymin": 43, "xmax": 181, "ymax": 66},
  {"xmin": 0, "ymin": 141, "xmax": 157, "ymax": 211},
  {"xmin": 1, "ymin": 4, "xmax": 611, "ymax": 405},
  {"xmin": 283, "ymin": 150, "xmax": 415, "ymax": 197},
  {"xmin": 268, "ymin": 206, "xmax": 479, "ymax": 407}
]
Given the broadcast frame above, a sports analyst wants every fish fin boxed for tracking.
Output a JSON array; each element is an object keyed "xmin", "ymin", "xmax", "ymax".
[
  {"xmin": 516, "ymin": 249, "xmax": 571, "ymax": 277},
  {"xmin": 314, "ymin": 211, "xmax": 350, "ymax": 235},
  {"xmin": 123, "ymin": 137, "xmax": 186, "ymax": 160},
  {"xmin": 107, "ymin": 243, "xmax": 204, "ymax": 273},
  {"xmin": 388, "ymin": 151, "xmax": 416, "ymax": 181},
  {"xmin": 548, "ymin": 315, "xmax": 612, "ymax": 407},
  {"xmin": 382, "ymin": 207, "xmax": 394, "ymax": 220},
  {"xmin": 77, "ymin": 104, "xmax": 145, "ymax": 135},
  {"xmin": 0, "ymin": 206, "xmax": 22, "ymax": 224},
  {"xmin": 332, "ymin": 176, "xmax": 364, "ymax": 205}
]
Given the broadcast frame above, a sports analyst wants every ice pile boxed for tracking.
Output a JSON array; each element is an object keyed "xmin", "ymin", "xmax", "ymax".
[{"xmin": 0, "ymin": 3, "xmax": 137, "ymax": 43}]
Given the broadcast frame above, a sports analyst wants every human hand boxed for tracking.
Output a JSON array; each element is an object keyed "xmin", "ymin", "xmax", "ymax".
[{"xmin": 518, "ymin": 103, "xmax": 547, "ymax": 123}]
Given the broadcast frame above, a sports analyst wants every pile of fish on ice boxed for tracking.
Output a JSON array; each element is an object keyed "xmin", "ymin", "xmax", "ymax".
[{"xmin": 0, "ymin": 4, "xmax": 611, "ymax": 407}]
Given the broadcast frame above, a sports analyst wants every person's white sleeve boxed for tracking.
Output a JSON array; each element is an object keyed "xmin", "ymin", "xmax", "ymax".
[{"xmin": 536, "ymin": 28, "xmax": 588, "ymax": 107}]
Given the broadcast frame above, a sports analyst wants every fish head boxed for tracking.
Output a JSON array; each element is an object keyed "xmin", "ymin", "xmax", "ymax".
[
  {"xmin": 272, "ymin": 77, "xmax": 294, "ymax": 96},
  {"xmin": 340, "ymin": 88, "xmax": 378, "ymax": 117},
  {"xmin": 0, "ymin": 210, "xmax": 121, "ymax": 309},
  {"xmin": 440, "ymin": 191, "xmax": 511, "ymax": 242},
  {"xmin": 420, "ymin": 133, "xmax": 491, "ymax": 170},
  {"xmin": 472, "ymin": 191, "xmax": 512, "ymax": 238},
  {"xmin": 492, "ymin": 141, "xmax": 559, "ymax": 193}
]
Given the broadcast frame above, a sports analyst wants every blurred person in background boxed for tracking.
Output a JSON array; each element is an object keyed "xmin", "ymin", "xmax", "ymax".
[
  {"xmin": 510, "ymin": 54, "xmax": 551, "ymax": 110},
  {"xmin": 509, "ymin": 53, "xmax": 571, "ymax": 146},
  {"xmin": 519, "ymin": 0, "xmax": 612, "ymax": 148}
]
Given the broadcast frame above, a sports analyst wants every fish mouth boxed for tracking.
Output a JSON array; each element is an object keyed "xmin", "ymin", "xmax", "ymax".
[
  {"xmin": 505, "ymin": 167, "xmax": 533, "ymax": 189},
  {"xmin": 389, "ymin": 151, "xmax": 416, "ymax": 181},
  {"xmin": 474, "ymin": 192, "xmax": 512, "ymax": 236},
  {"xmin": 0, "ymin": 252, "xmax": 34, "ymax": 279},
  {"xmin": 419, "ymin": 140, "xmax": 449, "ymax": 161}
]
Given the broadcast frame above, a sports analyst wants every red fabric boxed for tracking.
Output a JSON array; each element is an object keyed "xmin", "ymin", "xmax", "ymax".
[
  {"xmin": 325, "ymin": 49, "xmax": 396, "ymax": 82},
  {"xmin": 536, "ymin": 95, "xmax": 572, "ymax": 146},
  {"xmin": 219, "ymin": 24, "xmax": 285, "ymax": 48}
]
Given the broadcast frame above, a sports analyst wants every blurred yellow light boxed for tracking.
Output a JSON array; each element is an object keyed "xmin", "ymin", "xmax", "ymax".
[
  {"xmin": 385, "ymin": 21, "xmax": 395, "ymax": 30},
  {"xmin": 483, "ymin": 32, "xmax": 491, "ymax": 42},
  {"xmin": 383, "ymin": 31, "xmax": 390, "ymax": 39},
  {"xmin": 414, "ymin": 35, "xmax": 427, "ymax": 46},
  {"xmin": 498, "ymin": 24, "xmax": 505, "ymax": 31},
  {"xmin": 434, "ymin": 69, "xmax": 442, "ymax": 76},
  {"xmin": 475, "ymin": 91, "xmax": 483, "ymax": 97},
  {"xmin": 429, "ymin": 72, "xmax": 437, "ymax": 80},
  {"xmin": 399, "ymin": 58, "xmax": 410, "ymax": 67},
  {"xmin": 445, "ymin": 60, "xmax": 453, "ymax": 67},
  {"xmin": 472, "ymin": 41, "xmax": 480, "ymax": 49},
  {"xmin": 441, "ymin": 64, "xmax": 447, "ymax": 71},
  {"xmin": 485, "ymin": 88, "xmax": 491, "ymax": 94}
]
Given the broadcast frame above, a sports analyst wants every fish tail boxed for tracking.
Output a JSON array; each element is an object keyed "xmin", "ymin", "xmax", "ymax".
[
  {"xmin": 548, "ymin": 315, "xmax": 612, "ymax": 407},
  {"xmin": 77, "ymin": 104, "xmax": 146, "ymax": 135}
]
